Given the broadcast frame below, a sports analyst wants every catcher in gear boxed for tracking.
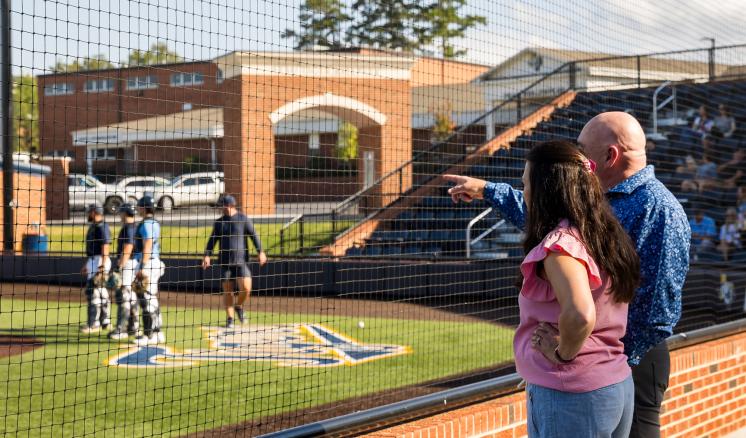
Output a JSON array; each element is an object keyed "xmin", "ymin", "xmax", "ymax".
[
  {"xmin": 81, "ymin": 204, "xmax": 112, "ymax": 334},
  {"xmin": 108, "ymin": 203, "xmax": 141, "ymax": 340},
  {"xmin": 132, "ymin": 196, "xmax": 166, "ymax": 346}
]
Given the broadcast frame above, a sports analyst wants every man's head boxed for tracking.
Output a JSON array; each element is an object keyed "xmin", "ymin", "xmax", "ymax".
[
  {"xmin": 86, "ymin": 204, "xmax": 104, "ymax": 223},
  {"xmin": 137, "ymin": 196, "xmax": 156, "ymax": 217},
  {"xmin": 217, "ymin": 194, "xmax": 237, "ymax": 216},
  {"xmin": 118, "ymin": 203, "xmax": 136, "ymax": 223},
  {"xmin": 577, "ymin": 111, "xmax": 647, "ymax": 190},
  {"xmin": 694, "ymin": 208, "xmax": 704, "ymax": 222}
]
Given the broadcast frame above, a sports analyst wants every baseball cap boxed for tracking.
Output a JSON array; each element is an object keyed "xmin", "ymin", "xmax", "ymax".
[
  {"xmin": 86, "ymin": 203, "xmax": 104, "ymax": 215},
  {"xmin": 217, "ymin": 194, "xmax": 237, "ymax": 207},
  {"xmin": 137, "ymin": 195, "xmax": 155, "ymax": 208},
  {"xmin": 118, "ymin": 203, "xmax": 136, "ymax": 216}
]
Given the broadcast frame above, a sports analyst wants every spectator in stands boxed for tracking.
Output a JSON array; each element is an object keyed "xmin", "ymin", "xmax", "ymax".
[
  {"xmin": 737, "ymin": 187, "xmax": 746, "ymax": 222},
  {"xmin": 716, "ymin": 149, "xmax": 746, "ymax": 188},
  {"xmin": 688, "ymin": 208, "xmax": 717, "ymax": 254},
  {"xmin": 678, "ymin": 150, "xmax": 717, "ymax": 192},
  {"xmin": 718, "ymin": 208, "xmax": 741, "ymax": 261},
  {"xmin": 691, "ymin": 105, "xmax": 713, "ymax": 137},
  {"xmin": 713, "ymin": 104, "xmax": 737, "ymax": 138},
  {"xmin": 645, "ymin": 138, "xmax": 668, "ymax": 172},
  {"xmin": 445, "ymin": 112, "xmax": 691, "ymax": 437}
]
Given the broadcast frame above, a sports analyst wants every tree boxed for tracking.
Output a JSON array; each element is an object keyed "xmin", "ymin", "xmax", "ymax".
[
  {"xmin": 126, "ymin": 42, "xmax": 182, "ymax": 66},
  {"xmin": 282, "ymin": 0, "xmax": 351, "ymax": 50},
  {"xmin": 346, "ymin": 0, "xmax": 426, "ymax": 52},
  {"xmin": 421, "ymin": 0, "xmax": 486, "ymax": 58},
  {"xmin": 50, "ymin": 54, "xmax": 113, "ymax": 73},
  {"xmin": 336, "ymin": 121, "xmax": 359, "ymax": 169},
  {"xmin": 11, "ymin": 76, "xmax": 38, "ymax": 153},
  {"xmin": 431, "ymin": 103, "xmax": 455, "ymax": 142}
]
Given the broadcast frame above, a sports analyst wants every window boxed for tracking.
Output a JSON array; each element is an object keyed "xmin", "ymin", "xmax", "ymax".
[
  {"xmin": 126, "ymin": 75, "xmax": 158, "ymax": 90},
  {"xmin": 198, "ymin": 177, "xmax": 215, "ymax": 185},
  {"xmin": 309, "ymin": 133, "xmax": 321, "ymax": 156},
  {"xmin": 170, "ymin": 72, "xmax": 204, "ymax": 87},
  {"xmin": 44, "ymin": 83, "xmax": 74, "ymax": 96},
  {"xmin": 68, "ymin": 176, "xmax": 80, "ymax": 187},
  {"xmin": 216, "ymin": 68, "xmax": 224, "ymax": 84},
  {"xmin": 91, "ymin": 148, "xmax": 116, "ymax": 160},
  {"xmin": 182, "ymin": 178, "xmax": 198, "ymax": 186},
  {"xmin": 83, "ymin": 178, "xmax": 97, "ymax": 188},
  {"xmin": 84, "ymin": 79, "xmax": 114, "ymax": 93}
]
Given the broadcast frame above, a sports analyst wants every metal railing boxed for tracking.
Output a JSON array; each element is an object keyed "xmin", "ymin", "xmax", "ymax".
[
  {"xmin": 652, "ymin": 81, "xmax": 678, "ymax": 134},
  {"xmin": 329, "ymin": 62, "xmax": 579, "ymax": 238},
  {"xmin": 328, "ymin": 43, "xmax": 746, "ymax": 244},
  {"xmin": 465, "ymin": 208, "xmax": 500, "ymax": 258}
]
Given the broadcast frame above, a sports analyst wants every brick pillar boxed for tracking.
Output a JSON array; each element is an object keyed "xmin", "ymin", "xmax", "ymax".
[
  {"xmin": 39, "ymin": 157, "xmax": 70, "ymax": 220},
  {"xmin": 222, "ymin": 77, "xmax": 276, "ymax": 215}
]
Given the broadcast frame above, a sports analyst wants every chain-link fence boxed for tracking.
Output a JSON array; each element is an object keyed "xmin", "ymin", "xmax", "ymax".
[{"xmin": 2, "ymin": 1, "xmax": 746, "ymax": 436}]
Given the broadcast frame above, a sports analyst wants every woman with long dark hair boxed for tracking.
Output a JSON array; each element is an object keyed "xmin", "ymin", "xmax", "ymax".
[
  {"xmin": 514, "ymin": 140, "xmax": 640, "ymax": 437},
  {"xmin": 454, "ymin": 141, "xmax": 640, "ymax": 438}
]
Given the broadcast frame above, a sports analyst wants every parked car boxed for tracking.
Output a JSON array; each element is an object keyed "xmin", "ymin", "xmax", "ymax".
[
  {"xmin": 153, "ymin": 172, "xmax": 225, "ymax": 211},
  {"xmin": 113, "ymin": 176, "xmax": 171, "ymax": 204},
  {"xmin": 67, "ymin": 173, "xmax": 125, "ymax": 214}
]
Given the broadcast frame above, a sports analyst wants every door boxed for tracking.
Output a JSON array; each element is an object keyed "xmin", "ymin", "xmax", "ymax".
[{"xmin": 363, "ymin": 151, "xmax": 376, "ymax": 189}]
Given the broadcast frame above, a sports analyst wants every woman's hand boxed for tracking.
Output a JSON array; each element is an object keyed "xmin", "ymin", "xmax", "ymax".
[{"xmin": 531, "ymin": 322, "xmax": 562, "ymax": 365}]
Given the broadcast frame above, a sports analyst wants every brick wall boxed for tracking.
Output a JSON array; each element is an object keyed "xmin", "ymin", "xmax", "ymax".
[
  {"xmin": 37, "ymin": 61, "xmax": 223, "ymax": 172},
  {"xmin": 0, "ymin": 170, "xmax": 46, "ymax": 252},
  {"xmin": 363, "ymin": 331, "xmax": 746, "ymax": 438}
]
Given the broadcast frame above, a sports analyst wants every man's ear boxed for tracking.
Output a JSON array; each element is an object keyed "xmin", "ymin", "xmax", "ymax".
[{"xmin": 607, "ymin": 145, "xmax": 621, "ymax": 167}]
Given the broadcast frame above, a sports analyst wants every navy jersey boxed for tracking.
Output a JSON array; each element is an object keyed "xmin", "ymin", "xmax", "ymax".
[
  {"xmin": 85, "ymin": 221, "xmax": 111, "ymax": 257},
  {"xmin": 116, "ymin": 223, "xmax": 136, "ymax": 257},
  {"xmin": 205, "ymin": 212, "xmax": 263, "ymax": 265}
]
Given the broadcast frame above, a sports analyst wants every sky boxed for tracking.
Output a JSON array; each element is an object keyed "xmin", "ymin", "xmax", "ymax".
[{"xmin": 10, "ymin": 0, "xmax": 746, "ymax": 75}]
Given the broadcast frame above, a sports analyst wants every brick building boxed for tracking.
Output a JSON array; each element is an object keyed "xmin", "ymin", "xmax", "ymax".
[{"xmin": 37, "ymin": 49, "xmax": 491, "ymax": 210}]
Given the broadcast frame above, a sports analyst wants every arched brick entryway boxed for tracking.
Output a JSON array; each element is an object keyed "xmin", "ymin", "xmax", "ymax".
[{"xmin": 218, "ymin": 51, "xmax": 414, "ymax": 214}]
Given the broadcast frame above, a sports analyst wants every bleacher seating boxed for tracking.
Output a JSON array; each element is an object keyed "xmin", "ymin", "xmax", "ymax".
[{"xmin": 345, "ymin": 79, "xmax": 746, "ymax": 262}]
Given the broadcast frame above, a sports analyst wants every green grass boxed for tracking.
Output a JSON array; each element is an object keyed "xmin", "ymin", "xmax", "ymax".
[
  {"xmin": 0, "ymin": 298, "xmax": 514, "ymax": 437},
  {"xmin": 45, "ymin": 220, "xmax": 353, "ymax": 256}
]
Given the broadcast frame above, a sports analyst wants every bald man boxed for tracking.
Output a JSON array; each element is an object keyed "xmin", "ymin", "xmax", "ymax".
[{"xmin": 445, "ymin": 112, "xmax": 691, "ymax": 438}]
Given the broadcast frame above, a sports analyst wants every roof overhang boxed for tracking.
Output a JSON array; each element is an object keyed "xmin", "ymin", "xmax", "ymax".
[
  {"xmin": 71, "ymin": 108, "xmax": 224, "ymax": 146},
  {"xmin": 214, "ymin": 51, "xmax": 416, "ymax": 80}
]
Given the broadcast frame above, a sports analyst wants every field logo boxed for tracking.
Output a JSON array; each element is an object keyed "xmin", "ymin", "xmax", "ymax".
[{"xmin": 106, "ymin": 323, "xmax": 409, "ymax": 368}]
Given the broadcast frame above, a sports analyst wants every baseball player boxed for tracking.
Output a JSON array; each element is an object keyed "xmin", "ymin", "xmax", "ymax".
[
  {"xmin": 202, "ymin": 195, "xmax": 267, "ymax": 328},
  {"xmin": 108, "ymin": 203, "xmax": 140, "ymax": 340},
  {"xmin": 80, "ymin": 203, "xmax": 112, "ymax": 334},
  {"xmin": 132, "ymin": 196, "xmax": 166, "ymax": 346}
]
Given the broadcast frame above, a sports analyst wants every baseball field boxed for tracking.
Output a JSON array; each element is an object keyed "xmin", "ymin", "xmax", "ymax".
[{"xmin": 0, "ymin": 284, "xmax": 515, "ymax": 437}]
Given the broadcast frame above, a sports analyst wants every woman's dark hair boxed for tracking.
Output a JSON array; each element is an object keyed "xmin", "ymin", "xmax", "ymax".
[{"xmin": 522, "ymin": 140, "xmax": 640, "ymax": 303}]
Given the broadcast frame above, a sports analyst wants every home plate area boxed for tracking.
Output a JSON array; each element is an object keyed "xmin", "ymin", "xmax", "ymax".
[{"xmin": 106, "ymin": 323, "xmax": 410, "ymax": 368}]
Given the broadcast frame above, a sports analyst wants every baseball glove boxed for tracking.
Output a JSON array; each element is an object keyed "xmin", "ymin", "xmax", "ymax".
[
  {"xmin": 106, "ymin": 270, "xmax": 122, "ymax": 290},
  {"xmin": 132, "ymin": 274, "xmax": 149, "ymax": 295},
  {"xmin": 92, "ymin": 270, "xmax": 106, "ymax": 288}
]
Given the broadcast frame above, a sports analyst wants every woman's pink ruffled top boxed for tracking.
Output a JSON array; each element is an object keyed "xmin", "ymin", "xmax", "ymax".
[{"xmin": 513, "ymin": 220, "xmax": 631, "ymax": 393}]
